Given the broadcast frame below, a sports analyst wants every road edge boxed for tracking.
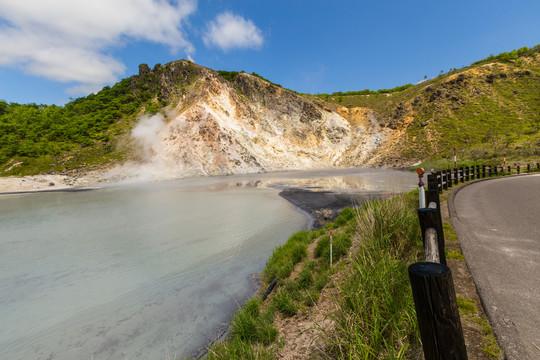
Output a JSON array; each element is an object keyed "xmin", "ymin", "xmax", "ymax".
[{"xmin": 447, "ymin": 173, "xmax": 535, "ymax": 359}]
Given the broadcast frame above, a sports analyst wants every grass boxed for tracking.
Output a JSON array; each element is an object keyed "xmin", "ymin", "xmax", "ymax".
[
  {"xmin": 456, "ymin": 296, "xmax": 503, "ymax": 359},
  {"xmin": 197, "ymin": 193, "xmax": 425, "ymax": 359},
  {"xmin": 321, "ymin": 194, "xmax": 423, "ymax": 359},
  {"xmin": 262, "ymin": 230, "xmax": 313, "ymax": 283}
]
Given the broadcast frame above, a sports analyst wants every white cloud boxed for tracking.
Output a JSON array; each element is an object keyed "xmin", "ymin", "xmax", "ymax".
[
  {"xmin": 0, "ymin": 0, "xmax": 197, "ymax": 94},
  {"xmin": 203, "ymin": 12, "xmax": 263, "ymax": 51}
]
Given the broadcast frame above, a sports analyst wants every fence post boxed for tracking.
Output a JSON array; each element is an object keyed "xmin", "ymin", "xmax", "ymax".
[
  {"xmin": 477, "ymin": 165, "xmax": 481, "ymax": 178},
  {"xmin": 517, "ymin": 165, "xmax": 520, "ymax": 174},
  {"xmin": 482, "ymin": 165, "xmax": 486, "ymax": 178},
  {"xmin": 465, "ymin": 166, "xmax": 469, "ymax": 181},
  {"xmin": 428, "ymin": 173, "xmax": 438, "ymax": 191},
  {"xmin": 459, "ymin": 167, "xmax": 464, "ymax": 183},
  {"xmin": 508, "ymin": 165, "xmax": 511, "ymax": 174},
  {"xmin": 494, "ymin": 165, "xmax": 498, "ymax": 176},
  {"xmin": 409, "ymin": 262, "xmax": 468, "ymax": 360},
  {"xmin": 426, "ymin": 189, "xmax": 441, "ymax": 210},
  {"xmin": 437, "ymin": 171, "xmax": 443, "ymax": 194},
  {"xmin": 454, "ymin": 168, "xmax": 458, "ymax": 185},
  {"xmin": 488, "ymin": 165, "xmax": 493, "ymax": 177},
  {"xmin": 527, "ymin": 164, "xmax": 531, "ymax": 173},
  {"xmin": 537, "ymin": 163, "xmax": 540, "ymax": 171},
  {"xmin": 447, "ymin": 170, "xmax": 453, "ymax": 189},
  {"xmin": 417, "ymin": 208, "xmax": 447, "ymax": 265}
]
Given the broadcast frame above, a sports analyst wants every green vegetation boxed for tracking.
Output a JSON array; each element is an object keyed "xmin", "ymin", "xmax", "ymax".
[
  {"xmin": 319, "ymin": 83, "xmax": 414, "ymax": 98},
  {"xmin": 0, "ymin": 60, "xmax": 202, "ymax": 176},
  {"xmin": 199, "ymin": 192, "xmax": 424, "ymax": 359},
  {"xmin": 456, "ymin": 296, "xmax": 503, "ymax": 359},
  {"xmin": 324, "ymin": 193, "xmax": 422, "ymax": 359},
  {"xmin": 0, "ymin": 79, "xmax": 142, "ymax": 174},
  {"xmin": 472, "ymin": 45, "xmax": 540, "ymax": 66},
  {"xmin": 317, "ymin": 44, "xmax": 540, "ymax": 165},
  {"xmin": 217, "ymin": 70, "xmax": 283, "ymax": 88}
]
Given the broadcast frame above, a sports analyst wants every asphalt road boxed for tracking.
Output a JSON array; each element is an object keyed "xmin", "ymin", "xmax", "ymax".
[{"xmin": 450, "ymin": 175, "xmax": 540, "ymax": 360}]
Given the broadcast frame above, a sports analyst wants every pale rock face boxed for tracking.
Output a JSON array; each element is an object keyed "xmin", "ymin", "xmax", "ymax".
[{"xmin": 129, "ymin": 70, "xmax": 385, "ymax": 180}]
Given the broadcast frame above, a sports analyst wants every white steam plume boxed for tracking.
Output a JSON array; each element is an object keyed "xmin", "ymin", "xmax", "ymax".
[{"xmin": 131, "ymin": 113, "xmax": 167, "ymax": 160}]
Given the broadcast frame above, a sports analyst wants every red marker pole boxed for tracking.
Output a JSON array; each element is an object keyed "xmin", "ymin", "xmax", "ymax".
[{"xmin": 330, "ymin": 230, "xmax": 333, "ymax": 268}]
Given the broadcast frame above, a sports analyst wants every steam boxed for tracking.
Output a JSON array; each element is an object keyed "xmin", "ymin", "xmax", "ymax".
[
  {"xmin": 131, "ymin": 114, "xmax": 167, "ymax": 159},
  {"xmin": 105, "ymin": 113, "xmax": 178, "ymax": 183}
]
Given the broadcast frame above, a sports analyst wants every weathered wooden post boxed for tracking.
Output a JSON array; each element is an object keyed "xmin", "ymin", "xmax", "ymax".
[
  {"xmin": 417, "ymin": 208, "xmax": 447, "ymax": 265},
  {"xmin": 537, "ymin": 163, "xmax": 540, "ymax": 171},
  {"xmin": 477, "ymin": 165, "xmax": 481, "ymax": 178},
  {"xmin": 447, "ymin": 170, "xmax": 453, "ymax": 189},
  {"xmin": 426, "ymin": 189, "xmax": 440, "ymax": 210},
  {"xmin": 488, "ymin": 165, "xmax": 493, "ymax": 177},
  {"xmin": 465, "ymin": 166, "xmax": 470, "ymax": 181},
  {"xmin": 454, "ymin": 168, "xmax": 458, "ymax": 185},
  {"xmin": 428, "ymin": 173, "xmax": 438, "ymax": 192},
  {"xmin": 459, "ymin": 167, "xmax": 464, "ymax": 183},
  {"xmin": 437, "ymin": 171, "xmax": 443, "ymax": 194},
  {"xmin": 527, "ymin": 164, "xmax": 531, "ymax": 173},
  {"xmin": 508, "ymin": 165, "xmax": 511, "ymax": 174},
  {"xmin": 442, "ymin": 170, "xmax": 448, "ymax": 190},
  {"xmin": 517, "ymin": 165, "xmax": 520, "ymax": 174},
  {"xmin": 482, "ymin": 165, "xmax": 486, "ymax": 178},
  {"xmin": 409, "ymin": 262, "xmax": 468, "ymax": 360},
  {"xmin": 494, "ymin": 165, "xmax": 498, "ymax": 175}
]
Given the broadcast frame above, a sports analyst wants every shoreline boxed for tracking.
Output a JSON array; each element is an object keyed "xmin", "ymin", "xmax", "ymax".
[{"xmin": 278, "ymin": 188, "xmax": 389, "ymax": 229}]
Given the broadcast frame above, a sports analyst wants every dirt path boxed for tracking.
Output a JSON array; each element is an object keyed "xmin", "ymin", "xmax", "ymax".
[{"xmin": 270, "ymin": 238, "xmax": 338, "ymax": 360}]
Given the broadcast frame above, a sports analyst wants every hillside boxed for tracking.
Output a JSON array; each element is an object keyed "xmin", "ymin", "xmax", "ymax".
[
  {"xmin": 315, "ymin": 46, "xmax": 540, "ymax": 166},
  {"xmin": 1, "ymin": 45, "xmax": 539, "ymax": 179},
  {"xmin": 0, "ymin": 61, "xmax": 384, "ymax": 179}
]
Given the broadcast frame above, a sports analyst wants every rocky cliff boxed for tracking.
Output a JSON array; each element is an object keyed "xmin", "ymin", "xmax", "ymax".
[{"xmin": 124, "ymin": 61, "xmax": 388, "ymax": 179}]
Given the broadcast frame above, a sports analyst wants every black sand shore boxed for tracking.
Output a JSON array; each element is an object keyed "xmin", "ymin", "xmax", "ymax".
[{"xmin": 278, "ymin": 188, "xmax": 389, "ymax": 229}]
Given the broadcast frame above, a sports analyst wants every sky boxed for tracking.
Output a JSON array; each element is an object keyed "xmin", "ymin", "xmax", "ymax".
[{"xmin": 0, "ymin": 0, "xmax": 539, "ymax": 105}]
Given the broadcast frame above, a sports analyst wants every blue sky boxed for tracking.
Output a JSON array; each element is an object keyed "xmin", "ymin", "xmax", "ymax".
[{"xmin": 0, "ymin": 0, "xmax": 539, "ymax": 105}]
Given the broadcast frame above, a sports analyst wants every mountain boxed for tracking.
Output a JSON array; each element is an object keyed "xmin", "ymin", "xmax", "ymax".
[
  {"xmin": 1, "ymin": 46, "xmax": 538, "ymax": 178},
  {"xmin": 316, "ymin": 46, "xmax": 540, "ymax": 166}
]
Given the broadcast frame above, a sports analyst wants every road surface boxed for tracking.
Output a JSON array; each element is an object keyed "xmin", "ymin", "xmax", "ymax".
[{"xmin": 450, "ymin": 175, "xmax": 540, "ymax": 359}]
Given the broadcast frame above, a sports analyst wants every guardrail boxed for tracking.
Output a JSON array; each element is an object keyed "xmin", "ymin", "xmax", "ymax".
[
  {"xmin": 427, "ymin": 163, "xmax": 540, "ymax": 193},
  {"xmin": 410, "ymin": 163, "xmax": 540, "ymax": 359}
]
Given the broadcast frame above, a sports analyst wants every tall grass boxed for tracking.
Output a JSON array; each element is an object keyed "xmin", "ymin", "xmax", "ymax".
[
  {"xmin": 198, "ymin": 194, "xmax": 423, "ymax": 360},
  {"xmin": 262, "ymin": 230, "xmax": 314, "ymax": 283},
  {"xmin": 323, "ymin": 194, "xmax": 422, "ymax": 359}
]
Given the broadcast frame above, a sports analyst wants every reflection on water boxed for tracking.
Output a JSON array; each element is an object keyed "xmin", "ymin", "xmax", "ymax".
[{"xmin": 0, "ymin": 168, "xmax": 416, "ymax": 359}]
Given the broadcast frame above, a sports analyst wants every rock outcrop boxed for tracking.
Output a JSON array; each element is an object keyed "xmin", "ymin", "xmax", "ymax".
[{"xmin": 128, "ymin": 61, "xmax": 385, "ymax": 179}]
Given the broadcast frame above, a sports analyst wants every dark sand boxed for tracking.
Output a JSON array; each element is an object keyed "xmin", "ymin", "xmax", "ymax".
[{"xmin": 279, "ymin": 188, "xmax": 388, "ymax": 229}]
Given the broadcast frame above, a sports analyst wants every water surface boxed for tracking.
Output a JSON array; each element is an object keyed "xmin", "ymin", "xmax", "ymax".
[{"xmin": 0, "ymin": 168, "xmax": 417, "ymax": 359}]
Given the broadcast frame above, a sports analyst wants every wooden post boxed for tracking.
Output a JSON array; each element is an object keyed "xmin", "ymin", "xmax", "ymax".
[
  {"xmin": 454, "ymin": 168, "xmax": 458, "ymax": 185},
  {"xmin": 517, "ymin": 165, "xmax": 520, "ymax": 174},
  {"xmin": 465, "ymin": 166, "xmax": 470, "ymax": 181},
  {"xmin": 417, "ymin": 208, "xmax": 447, "ymax": 265},
  {"xmin": 527, "ymin": 164, "xmax": 531, "ymax": 173},
  {"xmin": 477, "ymin": 165, "xmax": 481, "ymax": 178},
  {"xmin": 488, "ymin": 165, "xmax": 493, "ymax": 177},
  {"xmin": 447, "ymin": 170, "xmax": 453, "ymax": 188},
  {"xmin": 537, "ymin": 163, "xmax": 540, "ymax": 171},
  {"xmin": 508, "ymin": 165, "xmax": 511, "ymax": 174},
  {"xmin": 459, "ymin": 167, "xmax": 464, "ymax": 183},
  {"xmin": 494, "ymin": 165, "xmax": 498, "ymax": 175},
  {"xmin": 437, "ymin": 171, "xmax": 443, "ymax": 194},
  {"xmin": 426, "ymin": 189, "xmax": 440, "ymax": 210},
  {"xmin": 482, "ymin": 165, "xmax": 486, "ymax": 178},
  {"xmin": 428, "ymin": 173, "xmax": 439, "ymax": 192},
  {"xmin": 409, "ymin": 262, "xmax": 468, "ymax": 360}
]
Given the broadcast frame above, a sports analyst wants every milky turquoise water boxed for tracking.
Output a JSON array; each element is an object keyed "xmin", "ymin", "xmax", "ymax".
[{"xmin": 0, "ymin": 169, "xmax": 417, "ymax": 359}]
